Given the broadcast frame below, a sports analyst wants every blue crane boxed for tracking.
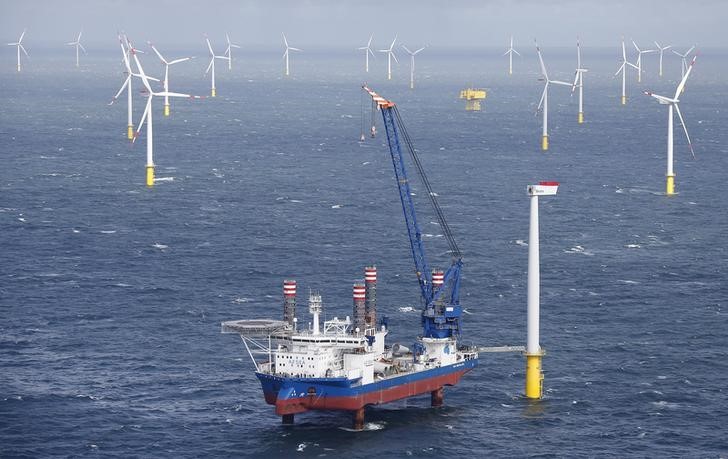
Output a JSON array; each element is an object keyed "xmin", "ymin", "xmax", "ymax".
[{"xmin": 362, "ymin": 85, "xmax": 463, "ymax": 339}]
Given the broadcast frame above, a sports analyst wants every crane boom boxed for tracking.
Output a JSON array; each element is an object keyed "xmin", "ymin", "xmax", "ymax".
[{"xmin": 362, "ymin": 85, "xmax": 463, "ymax": 339}]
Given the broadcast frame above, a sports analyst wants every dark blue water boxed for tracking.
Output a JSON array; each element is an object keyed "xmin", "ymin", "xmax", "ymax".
[{"xmin": 1, "ymin": 47, "xmax": 727, "ymax": 457}]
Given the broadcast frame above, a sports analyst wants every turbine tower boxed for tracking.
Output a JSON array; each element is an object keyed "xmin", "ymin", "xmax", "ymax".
[
  {"xmin": 503, "ymin": 36, "xmax": 520, "ymax": 75},
  {"xmin": 224, "ymin": 33, "xmax": 240, "ymax": 70},
  {"xmin": 571, "ymin": 37, "xmax": 588, "ymax": 124},
  {"xmin": 149, "ymin": 42, "xmax": 194, "ymax": 116},
  {"xmin": 378, "ymin": 35, "xmax": 398, "ymax": 80},
  {"xmin": 282, "ymin": 33, "xmax": 301, "ymax": 76},
  {"xmin": 129, "ymin": 47, "xmax": 203, "ymax": 187},
  {"xmin": 205, "ymin": 35, "xmax": 229, "ymax": 97},
  {"xmin": 66, "ymin": 31, "xmax": 86, "ymax": 68},
  {"xmin": 357, "ymin": 34, "xmax": 375, "ymax": 73},
  {"xmin": 401, "ymin": 44, "xmax": 425, "ymax": 89},
  {"xmin": 525, "ymin": 181, "xmax": 558, "ymax": 399},
  {"xmin": 7, "ymin": 29, "xmax": 28, "ymax": 72},
  {"xmin": 654, "ymin": 41, "xmax": 672, "ymax": 77},
  {"xmin": 632, "ymin": 40, "xmax": 655, "ymax": 83},
  {"xmin": 672, "ymin": 45, "xmax": 695, "ymax": 79},
  {"xmin": 643, "ymin": 55, "xmax": 697, "ymax": 196},
  {"xmin": 615, "ymin": 37, "xmax": 638, "ymax": 105},
  {"xmin": 535, "ymin": 41, "xmax": 572, "ymax": 151}
]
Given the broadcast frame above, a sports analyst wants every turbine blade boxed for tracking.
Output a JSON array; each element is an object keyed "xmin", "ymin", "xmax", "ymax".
[
  {"xmin": 686, "ymin": 45, "xmax": 695, "ymax": 55},
  {"xmin": 282, "ymin": 33, "xmax": 288, "ymax": 48},
  {"xmin": 390, "ymin": 35, "xmax": 397, "ymax": 50},
  {"xmin": 109, "ymin": 75, "xmax": 130, "ymax": 104},
  {"xmin": 79, "ymin": 43, "xmax": 87, "ymax": 54},
  {"xmin": 205, "ymin": 36, "xmax": 214, "ymax": 55},
  {"xmin": 150, "ymin": 43, "xmax": 167, "ymax": 64},
  {"xmin": 289, "ymin": 47, "xmax": 301, "ymax": 52},
  {"xmin": 535, "ymin": 41, "xmax": 548, "ymax": 79},
  {"xmin": 414, "ymin": 47, "xmax": 425, "ymax": 54},
  {"xmin": 615, "ymin": 62, "xmax": 625, "ymax": 76},
  {"xmin": 513, "ymin": 49, "xmax": 521, "ymax": 56},
  {"xmin": 391, "ymin": 51, "xmax": 398, "ymax": 63},
  {"xmin": 537, "ymin": 85, "xmax": 547, "ymax": 112},
  {"xmin": 19, "ymin": 29, "xmax": 26, "ymax": 43},
  {"xmin": 155, "ymin": 91, "xmax": 200, "ymax": 99},
  {"xmin": 20, "ymin": 44, "xmax": 28, "ymax": 57},
  {"xmin": 131, "ymin": 52, "xmax": 153, "ymax": 92},
  {"xmin": 673, "ymin": 103, "xmax": 695, "ymax": 158},
  {"xmin": 133, "ymin": 97, "xmax": 152, "ymax": 143},
  {"xmin": 205, "ymin": 57, "xmax": 213, "ymax": 74},
  {"xmin": 168, "ymin": 57, "xmax": 192, "ymax": 65},
  {"xmin": 402, "ymin": 44, "xmax": 412, "ymax": 55},
  {"xmin": 632, "ymin": 40, "xmax": 640, "ymax": 52},
  {"xmin": 674, "ymin": 55, "xmax": 697, "ymax": 98}
]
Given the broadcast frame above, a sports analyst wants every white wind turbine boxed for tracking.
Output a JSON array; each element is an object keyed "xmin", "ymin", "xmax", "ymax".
[
  {"xmin": 401, "ymin": 44, "xmax": 425, "ymax": 89},
  {"xmin": 571, "ymin": 37, "xmax": 588, "ymax": 123},
  {"xmin": 672, "ymin": 45, "xmax": 695, "ymax": 79},
  {"xmin": 281, "ymin": 33, "xmax": 301, "ymax": 76},
  {"xmin": 66, "ymin": 31, "xmax": 86, "ymax": 67},
  {"xmin": 378, "ymin": 35, "xmax": 398, "ymax": 80},
  {"xmin": 224, "ymin": 33, "xmax": 240, "ymax": 70},
  {"xmin": 204, "ymin": 35, "xmax": 229, "ymax": 97},
  {"xmin": 654, "ymin": 41, "xmax": 672, "ymax": 77},
  {"xmin": 149, "ymin": 42, "xmax": 194, "ymax": 116},
  {"xmin": 503, "ymin": 36, "xmax": 520, "ymax": 75},
  {"xmin": 7, "ymin": 29, "xmax": 28, "ymax": 72},
  {"xmin": 535, "ymin": 41, "xmax": 572, "ymax": 151},
  {"xmin": 644, "ymin": 55, "xmax": 697, "ymax": 196},
  {"xmin": 615, "ymin": 37, "xmax": 638, "ymax": 105},
  {"xmin": 110, "ymin": 34, "xmax": 145, "ymax": 139},
  {"xmin": 632, "ymin": 40, "xmax": 656, "ymax": 83},
  {"xmin": 357, "ymin": 34, "xmax": 375, "ymax": 73},
  {"xmin": 129, "ymin": 47, "xmax": 203, "ymax": 187}
]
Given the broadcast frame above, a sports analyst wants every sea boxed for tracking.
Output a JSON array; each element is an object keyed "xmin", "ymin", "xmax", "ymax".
[{"xmin": 1, "ymin": 44, "xmax": 727, "ymax": 458}]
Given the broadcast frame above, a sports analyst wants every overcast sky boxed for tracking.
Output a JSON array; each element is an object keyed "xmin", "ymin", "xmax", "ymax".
[{"xmin": 2, "ymin": 0, "xmax": 726, "ymax": 51}]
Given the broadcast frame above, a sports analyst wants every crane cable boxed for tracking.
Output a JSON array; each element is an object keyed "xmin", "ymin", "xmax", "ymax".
[{"xmin": 392, "ymin": 106, "xmax": 462, "ymax": 260}]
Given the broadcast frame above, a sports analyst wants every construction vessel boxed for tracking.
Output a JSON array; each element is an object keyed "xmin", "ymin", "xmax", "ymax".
[
  {"xmin": 459, "ymin": 88, "xmax": 487, "ymax": 111},
  {"xmin": 222, "ymin": 85, "xmax": 478, "ymax": 429}
]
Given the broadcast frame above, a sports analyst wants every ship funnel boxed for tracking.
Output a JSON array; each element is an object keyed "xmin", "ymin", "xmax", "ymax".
[
  {"xmin": 364, "ymin": 266, "xmax": 377, "ymax": 327},
  {"xmin": 392, "ymin": 343, "xmax": 410, "ymax": 355},
  {"xmin": 283, "ymin": 280, "xmax": 296, "ymax": 326},
  {"xmin": 353, "ymin": 282, "xmax": 366, "ymax": 334},
  {"xmin": 432, "ymin": 269, "xmax": 444, "ymax": 290}
]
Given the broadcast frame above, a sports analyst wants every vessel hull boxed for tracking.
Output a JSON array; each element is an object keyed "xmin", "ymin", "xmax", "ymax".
[{"xmin": 256, "ymin": 358, "xmax": 478, "ymax": 415}]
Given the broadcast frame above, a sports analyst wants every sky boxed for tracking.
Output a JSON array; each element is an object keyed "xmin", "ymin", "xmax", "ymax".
[{"xmin": 2, "ymin": 0, "xmax": 726, "ymax": 51}]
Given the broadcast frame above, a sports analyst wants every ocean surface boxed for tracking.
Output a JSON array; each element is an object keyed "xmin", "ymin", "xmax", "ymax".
[{"xmin": 1, "ymin": 45, "xmax": 727, "ymax": 458}]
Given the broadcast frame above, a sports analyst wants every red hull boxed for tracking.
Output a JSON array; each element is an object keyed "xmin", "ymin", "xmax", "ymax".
[{"xmin": 275, "ymin": 368, "xmax": 471, "ymax": 415}]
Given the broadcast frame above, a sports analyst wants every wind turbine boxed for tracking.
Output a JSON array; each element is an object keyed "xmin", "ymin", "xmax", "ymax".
[
  {"xmin": 615, "ymin": 37, "xmax": 638, "ymax": 105},
  {"xmin": 110, "ymin": 34, "xmax": 142, "ymax": 139},
  {"xmin": 571, "ymin": 37, "xmax": 588, "ymax": 124},
  {"xmin": 129, "ymin": 47, "xmax": 203, "ymax": 187},
  {"xmin": 149, "ymin": 42, "xmax": 194, "ymax": 116},
  {"xmin": 503, "ymin": 36, "xmax": 520, "ymax": 75},
  {"xmin": 357, "ymin": 34, "xmax": 375, "ymax": 73},
  {"xmin": 281, "ymin": 33, "xmax": 301, "ymax": 76},
  {"xmin": 535, "ymin": 41, "xmax": 572, "ymax": 151},
  {"xmin": 644, "ymin": 55, "xmax": 697, "ymax": 196},
  {"xmin": 672, "ymin": 45, "xmax": 695, "ymax": 79},
  {"xmin": 378, "ymin": 35, "xmax": 398, "ymax": 80},
  {"xmin": 204, "ymin": 35, "xmax": 229, "ymax": 97},
  {"xmin": 224, "ymin": 33, "xmax": 240, "ymax": 70},
  {"xmin": 654, "ymin": 41, "xmax": 672, "ymax": 77},
  {"xmin": 401, "ymin": 44, "xmax": 425, "ymax": 89},
  {"xmin": 7, "ymin": 29, "xmax": 28, "ymax": 72},
  {"xmin": 66, "ymin": 31, "xmax": 86, "ymax": 67},
  {"xmin": 632, "ymin": 40, "xmax": 655, "ymax": 83}
]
